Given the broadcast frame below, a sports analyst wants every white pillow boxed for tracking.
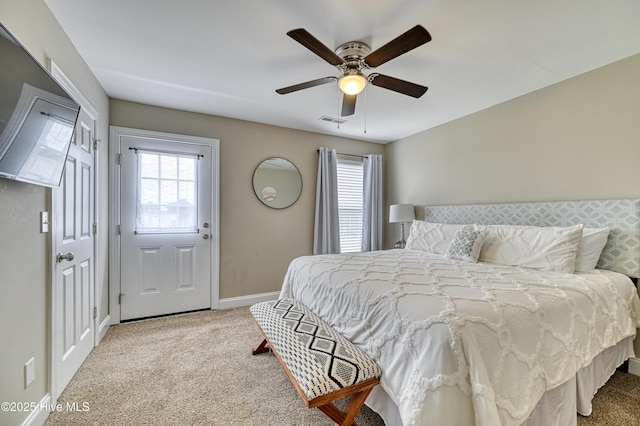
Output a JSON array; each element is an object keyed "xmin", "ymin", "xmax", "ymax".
[
  {"xmin": 405, "ymin": 221, "xmax": 473, "ymax": 255},
  {"xmin": 575, "ymin": 227, "xmax": 609, "ymax": 272},
  {"xmin": 477, "ymin": 224, "xmax": 584, "ymax": 273},
  {"xmin": 446, "ymin": 229, "xmax": 486, "ymax": 262}
]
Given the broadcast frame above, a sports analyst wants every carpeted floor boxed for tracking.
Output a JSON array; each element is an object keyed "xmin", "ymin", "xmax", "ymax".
[{"xmin": 46, "ymin": 307, "xmax": 640, "ymax": 426}]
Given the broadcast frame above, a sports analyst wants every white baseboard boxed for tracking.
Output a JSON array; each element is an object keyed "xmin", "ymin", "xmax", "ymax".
[
  {"xmin": 98, "ymin": 314, "xmax": 110, "ymax": 344},
  {"xmin": 628, "ymin": 357, "xmax": 640, "ymax": 376},
  {"xmin": 21, "ymin": 393, "xmax": 50, "ymax": 426},
  {"xmin": 219, "ymin": 291, "xmax": 280, "ymax": 309}
]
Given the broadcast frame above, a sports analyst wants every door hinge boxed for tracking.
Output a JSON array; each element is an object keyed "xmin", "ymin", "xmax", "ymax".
[
  {"xmin": 93, "ymin": 222, "xmax": 98, "ymax": 235},
  {"xmin": 118, "ymin": 294, "xmax": 123, "ymax": 304},
  {"xmin": 116, "ymin": 153, "xmax": 123, "ymax": 165},
  {"xmin": 116, "ymin": 224, "xmax": 121, "ymax": 235},
  {"xmin": 93, "ymin": 139, "xmax": 100, "ymax": 151},
  {"xmin": 93, "ymin": 307, "xmax": 97, "ymax": 319}
]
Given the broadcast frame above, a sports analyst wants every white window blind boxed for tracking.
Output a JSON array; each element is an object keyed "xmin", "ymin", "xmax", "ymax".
[{"xmin": 336, "ymin": 157, "xmax": 363, "ymax": 253}]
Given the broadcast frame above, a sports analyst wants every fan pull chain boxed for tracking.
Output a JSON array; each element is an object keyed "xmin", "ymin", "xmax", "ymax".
[
  {"xmin": 337, "ymin": 86, "xmax": 341, "ymax": 130},
  {"xmin": 363, "ymin": 84, "xmax": 367, "ymax": 134}
]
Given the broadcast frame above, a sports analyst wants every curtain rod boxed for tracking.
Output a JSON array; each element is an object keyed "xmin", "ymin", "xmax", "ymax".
[{"xmin": 316, "ymin": 149, "xmax": 364, "ymax": 159}]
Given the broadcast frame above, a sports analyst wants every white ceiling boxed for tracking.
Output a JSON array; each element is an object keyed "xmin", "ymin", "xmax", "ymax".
[{"xmin": 44, "ymin": 0, "xmax": 640, "ymax": 143}]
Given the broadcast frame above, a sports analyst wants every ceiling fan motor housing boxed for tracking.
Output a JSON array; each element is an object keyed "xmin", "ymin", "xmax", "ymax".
[{"xmin": 335, "ymin": 41, "xmax": 372, "ymax": 69}]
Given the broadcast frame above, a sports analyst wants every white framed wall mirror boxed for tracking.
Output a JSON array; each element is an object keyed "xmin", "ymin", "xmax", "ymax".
[{"xmin": 252, "ymin": 157, "xmax": 302, "ymax": 209}]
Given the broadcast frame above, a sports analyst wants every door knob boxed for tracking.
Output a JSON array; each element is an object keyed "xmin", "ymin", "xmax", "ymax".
[
  {"xmin": 202, "ymin": 234, "xmax": 209, "ymax": 240},
  {"xmin": 57, "ymin": 252, "xmax": 75, "ymax": 263}
]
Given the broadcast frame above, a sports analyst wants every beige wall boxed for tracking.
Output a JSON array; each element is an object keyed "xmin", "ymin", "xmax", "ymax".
[
  {"xmin": 384, "ymin": 53, "xmax": 640, "ymax": 354},
  {"xmin": 0, "ymin": 1, "xmax": 110, "ymax": 425},
  {"xmin": 386, "ymin": 53, "xmax": 640, "ymax": 226},
  {"xmin": 109, "ymin": 100, "xmax": 384, "ymax": 299}
]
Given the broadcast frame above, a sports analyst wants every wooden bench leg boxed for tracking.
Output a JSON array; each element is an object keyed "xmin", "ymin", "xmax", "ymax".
[
  {"xmin": 252, "ymin": 338, "xmax": 270, "ymax": 355},
  {"xmin": 316, "ymin": 386, "xmax": 374, "ymax": 426}
]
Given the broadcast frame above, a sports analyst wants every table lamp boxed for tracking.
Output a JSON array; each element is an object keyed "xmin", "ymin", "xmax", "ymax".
[{"xmin": 389, "ymin": 204, "xmax": 415, "ymax": 248}]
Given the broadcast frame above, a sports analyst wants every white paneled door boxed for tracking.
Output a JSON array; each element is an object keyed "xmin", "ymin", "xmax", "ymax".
[
  {"xmin": 54, "ymin": 107, "xmax": 95, "ymax": 398},
  {"xmin": 117, "ymin": 129, "xmax": 216, "ymax": 321}
]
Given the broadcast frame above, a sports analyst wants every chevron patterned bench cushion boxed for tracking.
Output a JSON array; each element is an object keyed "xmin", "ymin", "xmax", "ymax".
[{"xmin": 250, "ymin": 298, "xmax": 381, "ymax": 402}]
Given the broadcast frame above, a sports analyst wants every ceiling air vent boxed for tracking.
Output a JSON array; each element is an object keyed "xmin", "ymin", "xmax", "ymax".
[{"xmin": 319, "ymin": 115, "xmax": 347, "ymax": 124}]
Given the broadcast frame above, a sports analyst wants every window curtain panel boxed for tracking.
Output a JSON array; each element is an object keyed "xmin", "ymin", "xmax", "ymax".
[
  {"xmin": 313, "ymin": 147, "xmax": 341, "ymax": 254},
  {"xmin": 362, "ymin": 154, "xmax": 383, "ymax": 251}
]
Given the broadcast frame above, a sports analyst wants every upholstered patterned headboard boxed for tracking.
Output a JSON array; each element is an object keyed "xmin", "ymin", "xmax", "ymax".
[{"xmin": 425, "ymin": 199, "xmax": 640, "ymax": 278}]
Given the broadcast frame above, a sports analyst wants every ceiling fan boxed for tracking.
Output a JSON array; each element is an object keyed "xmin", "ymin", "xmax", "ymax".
[{"xmin": 276, "ymin": 25, "xmax": 432, "ymax": 117}]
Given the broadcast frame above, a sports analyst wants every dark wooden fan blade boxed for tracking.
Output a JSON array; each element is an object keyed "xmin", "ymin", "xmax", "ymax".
[
  {"xmin": 370, "ymin": 74, "xmax": 428, "ymax": 98},
  {"xmin": 364, "ymin": 25, "xmax": 431, "ymax": 68},
  {"xmin": 287, "ymin": 28, "xmax": 345, "ymax": 66},
  {"xmin": 341, "ymin": 94, "xmax": 357, "ymax": 116},
  {"xmin": 276, "ymin": 76, "xmax": 336, "ymax": 94}
]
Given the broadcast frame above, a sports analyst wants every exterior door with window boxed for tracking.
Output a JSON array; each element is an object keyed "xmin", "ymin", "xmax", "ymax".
[{"xmin": 118, "ymin": 131, "xmax": 215, "ymax": 321}]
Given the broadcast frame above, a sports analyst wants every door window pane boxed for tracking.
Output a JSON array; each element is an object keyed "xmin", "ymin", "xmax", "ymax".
[
  {"xmin": 136, "ymin": 151, "xmax": 198, "ymax": 233},
  {"xmin": 140, "ymin": 153, "xmax": 159, "ymax": 178}
]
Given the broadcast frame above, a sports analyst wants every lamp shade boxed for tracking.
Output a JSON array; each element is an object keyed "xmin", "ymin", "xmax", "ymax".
[{"xmin": 389, "ymin": 204, "xmax": 415, "ymax": 223}]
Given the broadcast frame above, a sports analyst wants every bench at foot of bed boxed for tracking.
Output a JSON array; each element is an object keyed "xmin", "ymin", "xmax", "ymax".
[{"xmin": 250, "ymin": 298, "xmax": 381, "ymax": 426}]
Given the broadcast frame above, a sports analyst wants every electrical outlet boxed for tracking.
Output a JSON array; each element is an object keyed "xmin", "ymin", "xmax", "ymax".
[{"xmin": 24, "ymin": 357, "xmax": 35, "ymax": 388}]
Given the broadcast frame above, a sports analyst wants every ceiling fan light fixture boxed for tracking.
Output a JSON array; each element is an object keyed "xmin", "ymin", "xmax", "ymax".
[{"xmin": 338, "ymin": 71, "xmax": 367, "ymax": 95}]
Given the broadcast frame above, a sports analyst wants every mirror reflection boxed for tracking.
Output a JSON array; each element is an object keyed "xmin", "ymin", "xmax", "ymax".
[{"xmin": 252, "ymin": 157, "xmax": 302, "ymax": 209}]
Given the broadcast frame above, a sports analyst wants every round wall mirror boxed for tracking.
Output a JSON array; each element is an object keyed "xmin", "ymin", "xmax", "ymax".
[{"xmin": 252, "ymin": 157, "xmax": 302, "ymax": 209}]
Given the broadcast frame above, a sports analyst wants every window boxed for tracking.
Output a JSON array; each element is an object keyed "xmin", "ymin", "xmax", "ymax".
[
  {"xmin": 135, "ymin": 150, "xmax": 199, "ymax": 234},
  {"xmin": 336, "ymin": 157, "xmax": 363, "ymax": 253}
]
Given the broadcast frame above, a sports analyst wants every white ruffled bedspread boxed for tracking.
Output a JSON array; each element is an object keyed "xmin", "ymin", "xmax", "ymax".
[{"xmin": 279, "ymin": 249, "xmax": 640, "ymax": 426}]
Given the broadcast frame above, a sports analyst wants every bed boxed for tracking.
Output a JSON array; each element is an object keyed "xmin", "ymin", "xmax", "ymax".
[{"xmin": 279, "ymin": 199, "xmax": 640, "ymax": 426}]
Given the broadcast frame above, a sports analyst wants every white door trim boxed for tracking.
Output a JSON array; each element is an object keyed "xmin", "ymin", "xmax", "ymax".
[
  {"xmin": 109, "ymin": 126, "xmax": 220, "ymax": 323},
  {"xmin": 48, "ymin": 59, "xmax": 101, "ymax": 401}
]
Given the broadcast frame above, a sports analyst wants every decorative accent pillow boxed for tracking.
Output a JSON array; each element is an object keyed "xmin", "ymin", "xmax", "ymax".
[
  {"xmin": 575, "ymin": 227, "xmax": 609, "ymax": 272},
  {"xmin": 477, "ymin": 224, "xmax": 584, "ymax": 273},
  {"xmin": 446, "ymin": 229, "xmax": 486, "ymax": 262},
  {"xmin": 405, "ymin": 221, "xmax": 473, "ymax": 255}
]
